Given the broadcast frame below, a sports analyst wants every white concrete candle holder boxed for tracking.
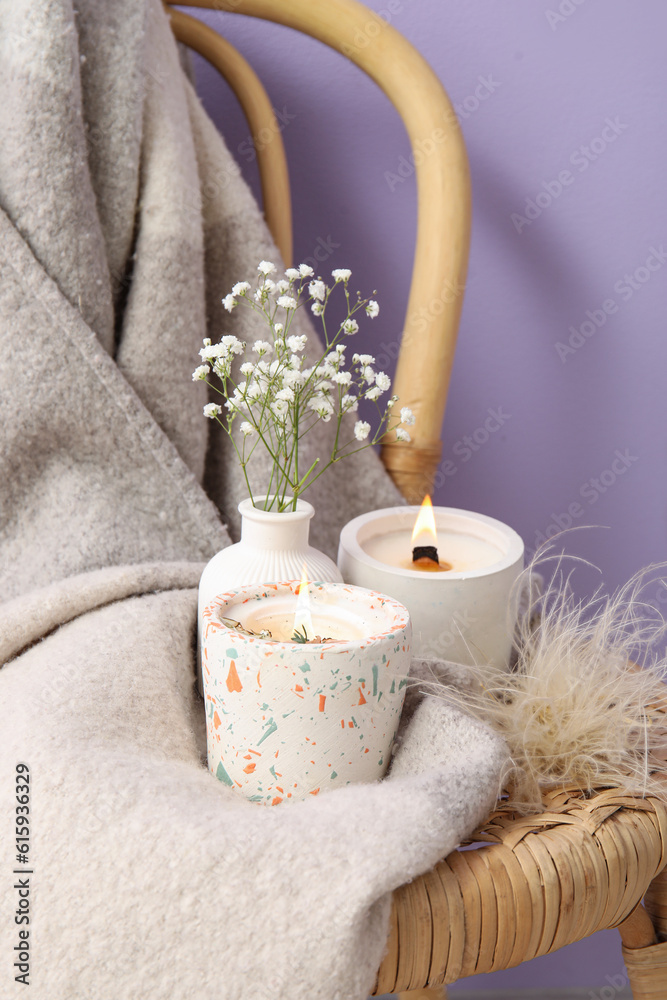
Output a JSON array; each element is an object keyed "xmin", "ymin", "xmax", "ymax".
[
  {"xmin": 338, "ymin": 506, "xmax": 524, "ymax": 668},
  {"xmin": 202, "ymin": 581, "xmax": 411, "ymax": 803}
]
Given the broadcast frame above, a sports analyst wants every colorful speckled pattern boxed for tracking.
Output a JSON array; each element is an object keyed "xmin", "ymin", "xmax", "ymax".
[{"xmin": 202, "ymin": 582, "xmax": 411, "ymax": 804}]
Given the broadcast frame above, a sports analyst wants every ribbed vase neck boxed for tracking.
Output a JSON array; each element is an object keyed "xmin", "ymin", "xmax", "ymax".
[{"xmin": 238, "ymin": 497, "xmax": 314, "ymax": 551}]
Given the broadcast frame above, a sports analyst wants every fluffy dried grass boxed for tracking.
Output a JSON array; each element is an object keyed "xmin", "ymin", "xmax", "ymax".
[{"xmin": 425, "ymin": 549, "xmax": 667, "ymax": 812}]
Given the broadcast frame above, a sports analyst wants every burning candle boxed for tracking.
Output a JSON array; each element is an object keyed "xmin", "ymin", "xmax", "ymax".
[
  {"xmin": 201, "ymin": 579, "xmax": 411, "ymax": 802},
  {"xmin": 338, "ymin": 500, "xmax": 524, "ymax": 668},
  {"xmin": 364, "ymin": 495, "xmax": 503, "ymax": 573},
  {"xmin": 238, "ymin": 568, "xmax": 366, "ymax": 642}
]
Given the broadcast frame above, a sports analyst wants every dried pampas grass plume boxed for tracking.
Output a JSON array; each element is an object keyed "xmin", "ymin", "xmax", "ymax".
[{"xmin": 428, "ymin": 549, "xmax": 667, "ymax": 813}]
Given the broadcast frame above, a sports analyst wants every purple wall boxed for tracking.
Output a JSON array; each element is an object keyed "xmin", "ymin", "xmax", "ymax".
[{"xmin": 189, "ymin": 1, "xmax": 666, "ymax": 992}]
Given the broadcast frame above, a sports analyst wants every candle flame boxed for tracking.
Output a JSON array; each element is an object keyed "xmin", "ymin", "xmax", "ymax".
[
  {"xmin": 293, "ymin": 563, "xmax": 314, "ymax": 639},
  {"xmin": 411, "ymin": 494, "xmax": 438, "ymax": 547}
]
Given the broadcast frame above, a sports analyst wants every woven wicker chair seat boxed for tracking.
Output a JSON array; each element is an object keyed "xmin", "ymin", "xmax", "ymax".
[{"xmin": 373, "ymin": 785, "xmax": 667, "ymax": 996}]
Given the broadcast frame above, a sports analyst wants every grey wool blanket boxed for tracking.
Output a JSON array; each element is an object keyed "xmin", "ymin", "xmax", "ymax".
[{"xmin": 0, "ymin": 2, "xmax": 507, "ymax": 998}]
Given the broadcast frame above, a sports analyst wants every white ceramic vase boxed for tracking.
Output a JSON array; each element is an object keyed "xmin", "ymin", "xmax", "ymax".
[{"xmin": 197, "ymin": 497, "xmax": 343, "ymax": 692}]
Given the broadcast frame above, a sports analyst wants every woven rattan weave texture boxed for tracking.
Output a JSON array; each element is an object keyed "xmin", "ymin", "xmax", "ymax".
[{"xmin": 373, "ymin": 786, "xmax": 667, "ymax": 995}]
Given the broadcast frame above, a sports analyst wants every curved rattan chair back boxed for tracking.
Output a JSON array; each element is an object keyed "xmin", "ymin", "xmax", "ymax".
[{"xmin": 165, "ymin": 0, "xmax": 471, "ymax": 504}]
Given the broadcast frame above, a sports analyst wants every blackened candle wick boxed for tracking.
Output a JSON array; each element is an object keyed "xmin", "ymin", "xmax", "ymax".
[{"xmin": 412, "ymin": 545, "xmax": 439, "ymax": 565}]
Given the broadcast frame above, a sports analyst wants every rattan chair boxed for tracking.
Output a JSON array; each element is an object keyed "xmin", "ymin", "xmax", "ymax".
[
  {"xmin": 375, "ymin": 787, "xmax": 667, "ymax": 998},
  {"xmin": 166, "ymin": 2, "xmax": 667, "ymax": 996},
  {"xmin": 167, "ymin": 0, "xmax": 470, "ymax": 505}
]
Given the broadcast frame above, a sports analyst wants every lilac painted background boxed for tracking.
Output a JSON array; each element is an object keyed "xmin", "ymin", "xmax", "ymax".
[{"xmin": 188, "ymin": 0, "xmax": 666, "ymax": 992}]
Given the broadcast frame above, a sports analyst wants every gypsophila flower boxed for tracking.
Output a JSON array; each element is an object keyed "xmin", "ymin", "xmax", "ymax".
[
  {"xmin": 202, "ymin": 338, "xmax": 211, "ymax": 347},
  {"xmin": 287, "ymin": 335, "xmax": 307, "ymax": 353},
  {"xmin": 283, "ymin": 368, "xmax": 305, "ymax": 388},
  {"xmin": 309, "ymin": 397, "xmax": 334, "ymax": 421},
  {"xmin": 193, "ymin": 259, "xmax": 411, "ymax": 512},
  {"xmin": 277, "ymin": 295, "xmax": 298, "ymax": 310},
  {"xmin": 272, "ymin": 399, "xmax": 289, "ymax": 420},
  {"xmin": 222, "ymin": 336, "xmax": 244, "ymax": 352},
  {"xmin": 199, "ymin": 345, "xmax": 221, "ymax": 360}
]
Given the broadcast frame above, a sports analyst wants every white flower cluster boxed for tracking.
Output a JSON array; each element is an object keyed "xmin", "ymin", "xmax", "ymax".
[
  {"xmin": 192, "ymin": 262, "xmax": 414, "ymax": 508},
  {"xmin": 196, "ymin": 335, "xmax": 245, "ymax": 380}
]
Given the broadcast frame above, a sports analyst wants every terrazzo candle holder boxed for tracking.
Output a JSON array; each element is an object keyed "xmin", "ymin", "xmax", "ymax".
[{"xmin": 202, "ymin": 581, "xmax": 411, "ymax": 803}]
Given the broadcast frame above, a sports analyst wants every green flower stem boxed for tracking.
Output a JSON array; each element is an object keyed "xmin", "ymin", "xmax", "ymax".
[
  {"xmin": 292, "ymin": 456, "xmax": 320, "ymax": 494},
  {"xmin": 223, "ymin": 417, "xmax": 255, "ymax": 506},
  {"xmin": 291, "ymin": 399, "xmax": 299, "ymax": 510}
]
